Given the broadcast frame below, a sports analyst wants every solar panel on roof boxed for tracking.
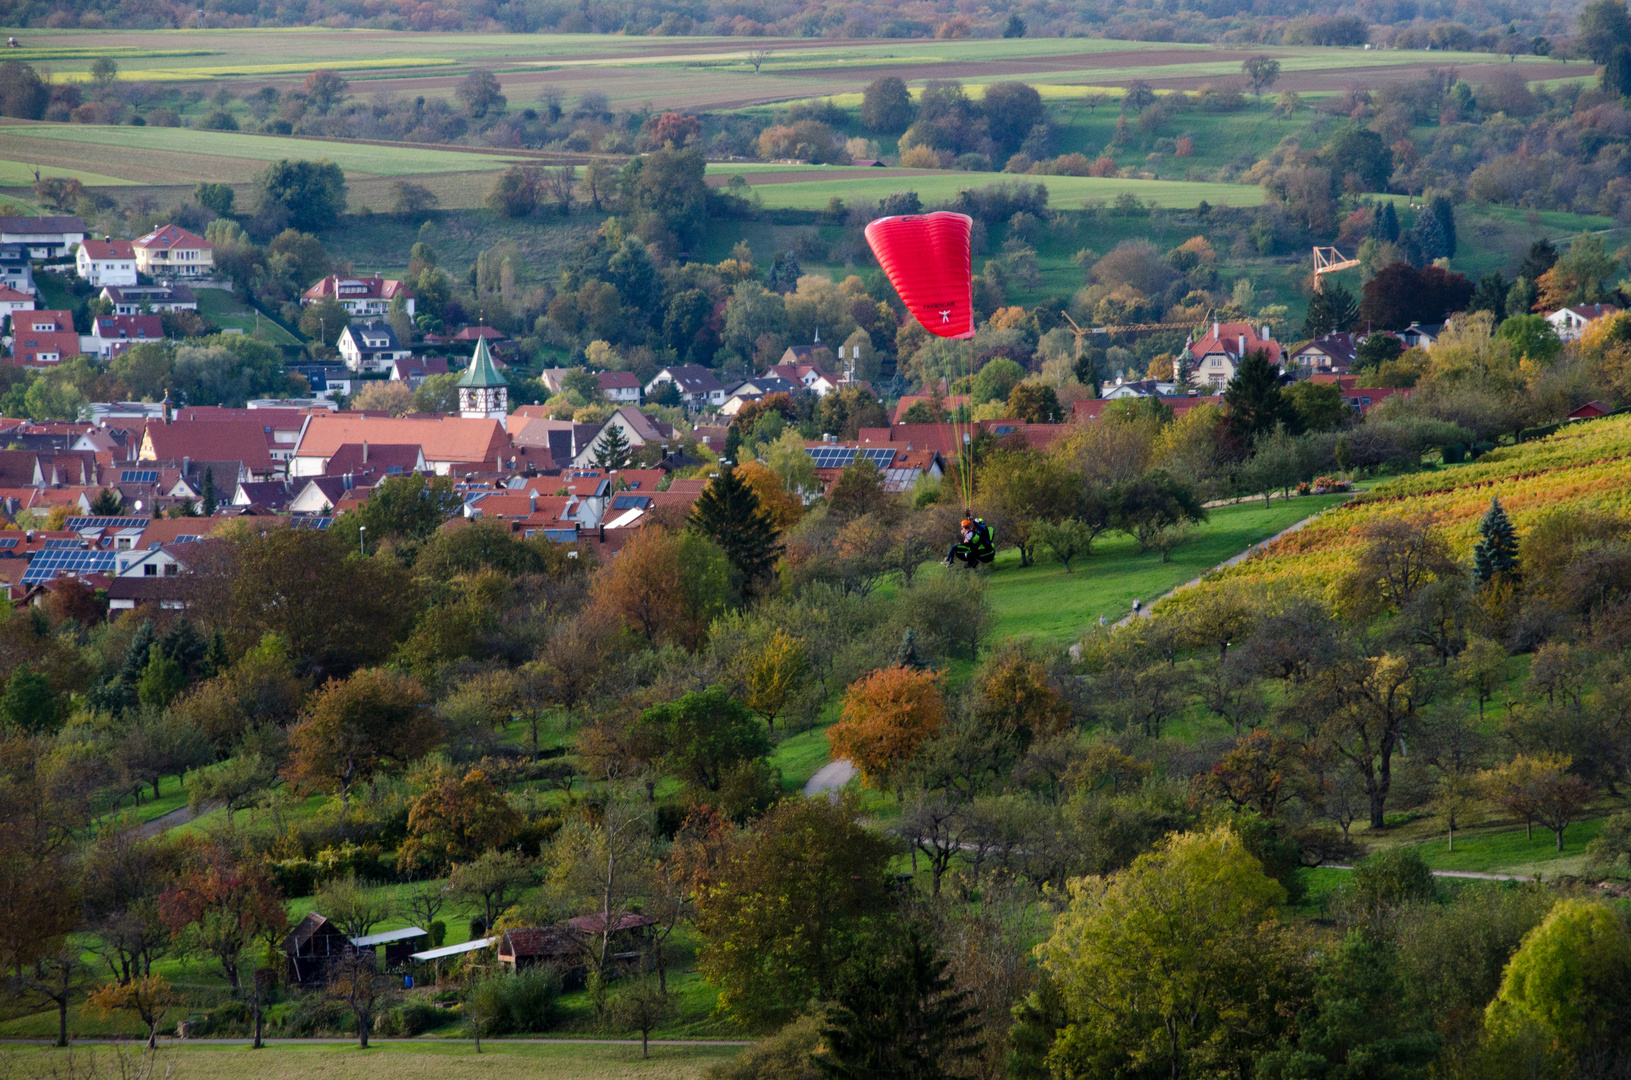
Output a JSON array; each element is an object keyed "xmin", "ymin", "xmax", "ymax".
[
  {"xmin": 120, "ymin": 470, "xmax": 158, "ymax": 483},
  {"xmin": 0, "ymin": 538, "xmax": 17, "ymax": 550},
  {"xmin": 611, "ymin": 495, "xmax": 652, "ymax": 510},
  {"xmin": 803, "ymin": 447, "xmax": 896, "ymax": 469},
  {"xmin": 542, "ymin": 528, "xmax": 578, "ymax": 542},
  {"xmin": 21, "ymin": 550, "xmax": 115, "ymax": 585},
  {"xmin": 63, "ymin": 517, "xmax": 129, "ymax": 530},
  {"xmin": 291, "ymin": 517, "xmax": 333, "ymax": 530},
  {"xmin": 43, "ymin": 538, "xmax": 85, "ymax": 550}
]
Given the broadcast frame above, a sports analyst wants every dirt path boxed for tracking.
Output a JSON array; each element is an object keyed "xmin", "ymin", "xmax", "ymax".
[
  {"xmin": 1326, "ymin": 865, "xmax": 1536, "ymax": 883},
  {"xmin": 1112, "ymin": 502, "xmax": 1328, "ymax": 629},
  {"xmin": 129, "ymin": 801, "xmax": 213, "ymax": 840},
  {"xmin": 803, "ymin": 759, "xmax": 857, "ymax": 796}
]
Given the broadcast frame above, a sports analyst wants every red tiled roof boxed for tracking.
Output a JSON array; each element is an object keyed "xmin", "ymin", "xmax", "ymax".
[
  {"xmin": 144, "ymin": 420, "xmax": 275, "ymax": 471},
  {"xmin": 16, "ymin": 310, "xmax": 72, "ymax": 333},
  {"xmin": 80, "ymin": 238, "xmax": 134, "ymax": 259},
  {"xmin": 134, "ymin": 224, "xmax": 210, "ymax": 251},
  {"xmin": 1186, "ymin": 322, "xmax": 1282, "ymax": 366},
  {"xmin": 302, "ymin": 274, "xmax": 414, "ymax": 303},
  {"xmin": 12, "ymin": 331, "xmax": 82, "ymax": 366}
]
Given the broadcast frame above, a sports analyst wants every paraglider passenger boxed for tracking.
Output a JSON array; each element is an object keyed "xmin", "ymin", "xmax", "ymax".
[{"xmin": 945, "ymin": 517, "xmax": 995, "ymax": 568}]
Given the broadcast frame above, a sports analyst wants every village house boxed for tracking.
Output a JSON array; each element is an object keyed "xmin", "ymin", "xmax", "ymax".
[
  {"xmin": 597, "ymin": 370, "xmax": 642, "ymax": 405},
  {"xmin": 336, "ymin": 321, "xmax": 413, "ymax": 373},
  {"xmin": 75, "ymin": 238, "xmax": 137, "ymax": 287},
  {"xmin": 645, "ymin": 364, "xmax": 726, "ymax": 409},
  {"xmin": 390, "ymin": 355, "xmax": 450, "ymax": 387},
  {"xmin": 0, "ymin": 245, "xmax": 32, "ymax": 297},
  {"xmin": 1184, "ymin": 321, "xmax": 1283, "ymax": 389},
  {"xmin": 100, "ymin": 283, "xmax": 197, "ymax": 315},
  {"xmin": 302, "ymin": 274, "xmax": 416, "ymax": 319},
  {"xmin": 290, "ymin": 413, "xmax": 509, "ymax": 477},
  {"xmin": 139, "ymin": 419, "xmax": 279, "ymax": 480},
  {"xmin": 0, "ymin": 216, "xmax": 85, "ymax": 258},
  {"xmin": 1287, "ymin": 332, "xmax": 1359, "ymax": 378},
  {"xmin": 11, "ymin": 310, "xmax": 81, "ymax": 367},
  {"xmin": 0, "ymin": 286, "xmax": 35, "ymax": 326},
  {"xmin": 88, "ymin": 314, "xmax": 165, "ymax": 358},
  {"xmin": 133, "ymin": 224, "xmax": 214, "ymax": 279},
  {"xmin": 572, "ymin": 405, "xmax": 675, "ymax": 467},
  {"xmin": 1546, "ymin": 303, "xmax": 1620, "ymax": 342}
]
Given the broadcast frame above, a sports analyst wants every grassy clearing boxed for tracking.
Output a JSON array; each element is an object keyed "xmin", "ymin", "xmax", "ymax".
[
  {"xmin": 195, "ymin": 288, "xmax": 302, "ymax": 344},
  {"xmin": 946, "ymin": 492, "xmax": 1354, "ymax": 643},
  {"xmin": 739, "ymin": 172, "xmax": 1262, "ymax": 210},
  {"xmin": 0, "ymin": 1042, "xmax": 743, "ymax": 1079},
  {"xmin": 0, "ymin": 158, "xmax": 135, "ymax": 186},
  {"xmin": 1385, "ymin": 817, "xmax": 1610, "ymax": 879}
]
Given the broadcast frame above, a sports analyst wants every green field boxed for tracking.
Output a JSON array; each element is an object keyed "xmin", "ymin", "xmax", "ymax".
[
  {"xmin": 937, "ymin": 492, "xmax": 1354, "ymax": 642},
  {"xmin": 0, "ymin": 1042, "xmax": 743, "ymax": 1080},
  {"xmin": 0, "ymin": 124, "xmax": 533, "ymax": 177},
  {"xmin": 195, "ymin": 287, "xmax": 303, "ymax": 344},
  {"xmin": 736, "ymin": 172, "xmax": 1264, "ymax": 210}
]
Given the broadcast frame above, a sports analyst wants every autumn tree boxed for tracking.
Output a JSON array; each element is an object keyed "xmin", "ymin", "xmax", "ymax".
[
  {"xmin": 1036, "ymin": 826, "xmax": 1300, "ymax": 1079},
  {"xmin": 827, "ymin": 667, "xmax": 949, "ymax": 791},
  {"xmin": 159, "ymin": 838, "xmax": 286, "ymax": 1044},
  {"xmin": 590, "ymin": 526, "xmax": 730, "ymax": 651},
  {"xmin": 87, "ymin": 974, "xmax": 175, "ymax": 1049},
  {"xmin": 285, "ymin": 668, "xmax": 438, "ymax": 809},
  {"xmin": 693, "ymin": 796, "xmax": 895, "ymax": 1025},
  {"xmin": 1309, "ymin": 651, "xmax": 1431, "ymax": 829},
  {"xmin": 399, "ymin": 767, "xmax": 523, "ymax": 872},
  {"xmin": 743, "ymin": 627, "xmax": 810, "ymax": 731},
  {"xmin": 1341, "ymin": 515, "xmax": 1460, "ymax": 616}
]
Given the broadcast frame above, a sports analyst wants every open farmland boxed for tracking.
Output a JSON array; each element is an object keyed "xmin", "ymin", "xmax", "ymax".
[
  {"xmin": 709, "ymin": 167, "xmax": 1265, "ymax": 210},
  {"xmin": 0, "ymin": 28, "xmax": 1584, "ymax": 109}
]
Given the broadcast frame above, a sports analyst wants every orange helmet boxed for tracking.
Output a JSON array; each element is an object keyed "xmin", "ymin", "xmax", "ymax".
[{"xmin": 961, "ymin": 518, "xmax": 973, "ymax": 528}]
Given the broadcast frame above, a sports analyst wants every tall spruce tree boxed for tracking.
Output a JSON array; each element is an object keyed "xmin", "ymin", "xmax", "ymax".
[
  {"xmin": 1224, "ymin": 349, "xmax": 1299, "ymax": 444},
  {"xmin": 816, "ymin": 925, "xmax": 982, "ymax": 1080},
  {"xmin": 593, "ymin": 424, "xmax": 631, "ymax": 469},
  {"xmin": 688, "ymin": 464, "xmax": 782, "ymax": 589},
  {"xmin": 201, "ymin": 467, "xmax": 217, "ymax": 517},
  {"xmin": 1473, "ymin": 496, "xmax": 1520, "ymax": 583}
]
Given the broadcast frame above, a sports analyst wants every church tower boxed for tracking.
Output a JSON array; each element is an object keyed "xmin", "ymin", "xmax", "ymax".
[{"xmin": 457, "ymin": 337, "xmax": 508, "ymax": 420}]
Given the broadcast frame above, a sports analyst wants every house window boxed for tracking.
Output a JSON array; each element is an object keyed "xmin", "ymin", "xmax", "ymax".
[{"xmin": 144, "ymin": 564, "xmax": 157, "ymax": 577}]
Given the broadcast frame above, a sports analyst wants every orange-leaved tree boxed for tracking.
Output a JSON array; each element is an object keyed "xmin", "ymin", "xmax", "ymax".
[
  {"xmin": 827, "ymin": 666, "xmax": 947, "ymax": 790},
  {"xmin": 285, "ymin": 668, "xmax": 437, "ymax": 809},
  {"xmin": 87, "ymin": 974, "xmax": 175, "ymax": 1049},
  {"xmin": 736, "ymin": 460, "xmax": 804, "ymax": 530}
]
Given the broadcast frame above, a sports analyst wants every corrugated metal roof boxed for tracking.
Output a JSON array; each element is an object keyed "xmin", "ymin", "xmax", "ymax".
[
  {"xmin": 350, "ymin": 926, "xmax": 429, "ymax": 947},
  {"xmin": 409, "ymin": 936, "xmax": 497, "ymax": 961}
]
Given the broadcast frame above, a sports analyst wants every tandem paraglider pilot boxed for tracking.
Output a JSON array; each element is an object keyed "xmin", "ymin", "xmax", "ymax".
[{"xmin": 945, "ymin": 517, "xmax": 995, "ymax": 568}]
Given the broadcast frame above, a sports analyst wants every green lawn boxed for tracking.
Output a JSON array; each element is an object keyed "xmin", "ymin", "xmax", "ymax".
[
  {"xmin": 195, "ymin": 287, "xmax": 302, "ymax": 344},
  {"xmin": 1394, "ymin": 817, "xmax": 1609, "ymax": 879},
  {"xmin": 944, "ymin": 492, "xmax": 1353, "ymax": 643}
]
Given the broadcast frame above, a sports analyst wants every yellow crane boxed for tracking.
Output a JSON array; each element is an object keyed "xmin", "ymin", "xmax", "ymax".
[{"xmin": 1312, "ymin": 246, "xmax": 1360, "ymax": 292}]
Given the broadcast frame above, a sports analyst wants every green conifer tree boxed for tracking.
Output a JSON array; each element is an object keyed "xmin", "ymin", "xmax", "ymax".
[
  {"xmin": 688, "ymin": 464, "xmax": 782, "ymax": 590},
  {"xmin": 593, "ymin": 423, "xmax": 631, "ymax": 470},
  {"xmin": 201, "ymin": 467, "xmax": 217, "ymax": 516},
  {"xmin": 1473, "ymin": 496, "xmax": 1520, "ymax": 583}
]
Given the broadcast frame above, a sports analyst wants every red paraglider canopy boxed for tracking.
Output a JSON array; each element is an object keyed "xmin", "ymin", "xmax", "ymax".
[{"xmin": 864, "ymin": 211, "xmax": 974, "ymax": 340}]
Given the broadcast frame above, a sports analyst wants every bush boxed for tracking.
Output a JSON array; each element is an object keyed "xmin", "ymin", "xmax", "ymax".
[
  {"xmin": 269, "ymin": 858, "xmax": 319, "ymax": 898},
  {"xmin": 377, "ymin": 1001, "xmax": 444, "ymax": 1037},
  {"xmin": 705, "ymin": 1014, "xmax": 823, "ymax": 1079},
  {"xmin": 465, "ymin": 968, "xmax": 563, "ymax": 1035}
]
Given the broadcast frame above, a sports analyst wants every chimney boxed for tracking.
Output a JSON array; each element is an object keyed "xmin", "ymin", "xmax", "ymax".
[
  {"xmin": 529, "ymin": 492, "xmax": 536, "ymax": 513},
  {"xmin": 1212, "ymin": 320, "xmax": 1219, "ymax": 339},
  {"xmin": 598, "ymin": 522, "xmax": 605, "ymax": 542},
  {"xmin": 362, "ymin": 439, "xmax": 368, "ymax": 463},
  {"xmin": 1239, "ymin": 334, "xmax": 1246, "ymax": 356},
  {"xmin": 1262, "ymin": 324, "xmax": 1271, "ymax": 341}
]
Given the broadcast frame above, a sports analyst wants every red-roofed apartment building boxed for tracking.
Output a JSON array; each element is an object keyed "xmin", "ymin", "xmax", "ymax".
[
  {"xmin": 76, "ymin": 238, "xmax": 137, "ymax": 287},
  {"xmin": 302, "ymin": 275, "xmax": 415, "ymax": 319},
  {"xmin": 0, "ymin": 286, "xmax": 35, "ymax": 324},
  {"xmin": 133, "ymin": 224, "xmax": 213, "ymax": 278},
  {"xmin": 1185, "ymin": 321, "xmax": 1283, "ymax": 390}
]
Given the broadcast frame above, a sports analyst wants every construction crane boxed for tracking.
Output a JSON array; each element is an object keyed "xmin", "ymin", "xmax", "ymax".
[
  {"xmin": 1063, "ymin": 311, "xmax": 1197, "ymax": 340},
  {"xmin": 1312, "ymin": 246, "xmax": 1360, "ymax": 292}
]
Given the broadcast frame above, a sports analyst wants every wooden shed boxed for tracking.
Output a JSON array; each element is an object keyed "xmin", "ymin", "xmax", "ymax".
[{"xmin": 282, "ymin": 911, "xmax": 348, "ymax": 985}]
